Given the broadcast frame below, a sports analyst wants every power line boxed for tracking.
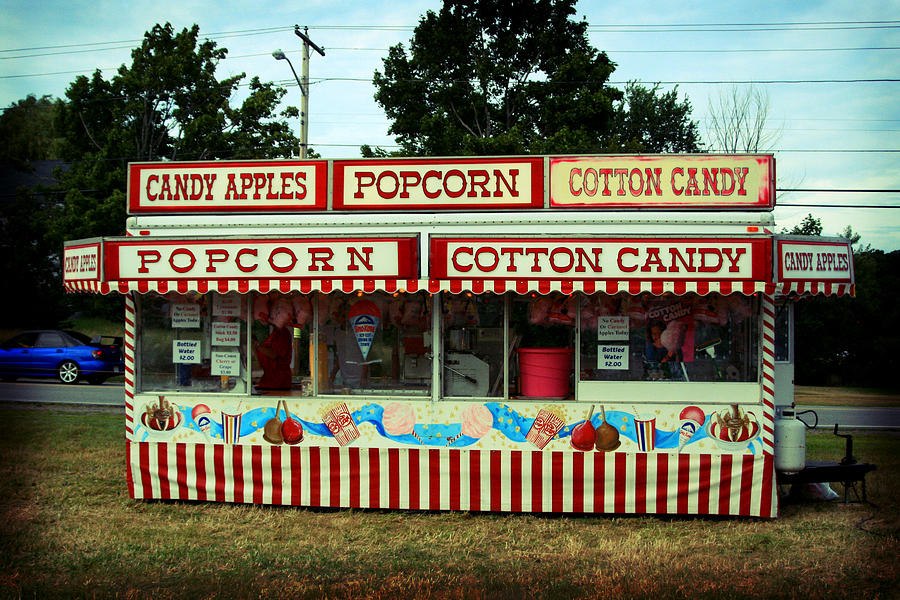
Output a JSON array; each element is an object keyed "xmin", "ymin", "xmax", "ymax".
[{"xmin": 777, "ymin": 204, "xmax": 900, "ymax": 208}]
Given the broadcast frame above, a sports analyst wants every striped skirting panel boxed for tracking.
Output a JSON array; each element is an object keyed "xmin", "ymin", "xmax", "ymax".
[{"xmin": 126, "ymin": 443, "xmax": 777, "ymax": 518}]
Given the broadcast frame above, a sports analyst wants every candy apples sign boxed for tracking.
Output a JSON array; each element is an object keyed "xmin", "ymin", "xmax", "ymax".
[
  {"xmin": 128, "ymin": 160, "xmax": 328, "ymax": 214},
  {"xmin": 777, "ymin": 239, "xmax": 853, "ymax": 283}
]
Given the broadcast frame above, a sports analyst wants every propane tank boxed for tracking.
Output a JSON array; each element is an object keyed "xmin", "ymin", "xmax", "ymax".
[{"xmin": 774, "ymin": 406, "xmax": 806, "ymax": 473}]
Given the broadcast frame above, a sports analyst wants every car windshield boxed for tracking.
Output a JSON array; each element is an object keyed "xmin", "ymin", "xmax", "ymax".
[{"xmin": 65, "ymin": 331, "xmax": 92, "ymax": 345}]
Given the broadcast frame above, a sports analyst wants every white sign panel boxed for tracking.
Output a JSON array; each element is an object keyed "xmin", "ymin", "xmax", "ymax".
[
  {"xmin": 597, "ymin": 316, "xmax": 629, "ymax": 341},
  {"xmin": 62, "ymin": 243, "xmax": 101, "ymax": 282},
  {"xmin": 598, "ymin": 344, "xmax": 629, "ymax": 370},
  {"xmin": 212, "ymin": 295, "xmax": 242, "ymax": 318},
  {"xmin": 110, "ymin": 238, "xmax": 417, "ymax": 280},
  {"xmin": 211, "ymin": 321, "xmax": 241, "ymax": 346},
  {"xmin": 171, "ymin": 303, "xmax": 201, "ymax": 328},
  {"xmin": 211, "ymin": 351, "xmax": 241, "ymax": 376},
  {"xmin": 172, "ymin": 340, "xmax": 201, "ymax": 364},
  {"xmin": 778, "ymin": 240, "xmax": 853, "ymax": 282}
]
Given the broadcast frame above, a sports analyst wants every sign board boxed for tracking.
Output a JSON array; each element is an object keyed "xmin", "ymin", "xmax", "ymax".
[
  {"xmin": 598, "ymin": 344, "xmax": 629, "ymax": 370},
  {"xmin": 776, "ymin": 239, "xmax": 854, "ymax": 283},
  {"xmin": 212, "ymin": 294, "xmax": 242, "ymax": 317},
  {"xmin": 210, "ymin": 351, "xmax": 241, "ymax": 376},
  {"xmin": 211, "ymin": 321, "xmax": 241, "ymax": 346},
  {"xmin": 106, "ymin": 237, "xmax": 419, "ymax": 281},
  {"xmin": 170, "ymin": 303, "xmax": 201, "ymax": 328},
  {"xmin": 62, "ymin": 242, "xmax": 101, "ymax": 282},
  {"xmin": 172, "ymin": 340, "xmax": 201, "ymax": 363},
  {"xmin": 597, "ymin": 316, "xmax": 629, "ymax": 341},
  {"xmin": 333, "ymin": 157, "xmax": 544, "ymax": 210},
  {"xmin": 128, "ymin": 160, "xmax": 328, "ymax": 214},
  {"xmin": 549, "ymin": 155, "xmax": 774, "ymax": 209},
  {"xmin": 430, "ymin": 237, "xmax": 769, "ymax": 281}
]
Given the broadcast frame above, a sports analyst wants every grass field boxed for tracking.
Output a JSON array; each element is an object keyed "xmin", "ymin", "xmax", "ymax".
[
  {"xmin": 795, "ymin": 386, "xmax": 900, "ymax": 408},
  {"xmin": 1, "ymin": 407, "xmax": 898, "ymax": 599}
]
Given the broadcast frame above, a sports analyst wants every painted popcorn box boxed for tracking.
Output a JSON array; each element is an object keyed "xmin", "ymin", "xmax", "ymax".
[
  {"xmin": 526, "ymin": 408, "xmax": 566, "ymax": 449},
  {"xmin": 323, "ymin": 402, "xmax": 360, "ymax": 446}
]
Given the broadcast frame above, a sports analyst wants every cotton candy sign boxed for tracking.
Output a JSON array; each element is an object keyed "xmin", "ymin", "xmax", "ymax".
[{"xmin": 348, "ymin": 299, "xmax": 381, "ymax": 360}]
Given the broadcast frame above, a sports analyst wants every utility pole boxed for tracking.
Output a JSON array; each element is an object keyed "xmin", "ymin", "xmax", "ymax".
[
  {"xmin": 294, "ymin": 25, "xmax": 325, "ymax": 159},
  {"xmin": 273, "ymin": 25, "xmax": 325, "ymax": 159}
]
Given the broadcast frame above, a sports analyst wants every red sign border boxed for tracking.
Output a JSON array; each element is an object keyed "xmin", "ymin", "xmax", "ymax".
[
  {"xmin": 332, "ymin": 157, "xmax": 544, "ymax": 211},
  {"xmin": 127, "ymin": 160, "xmax": 329, "ymax": 215},
  {"xmin": 104, "ymin": 236, "xmax": 419, "ymax": 281},
  {"xmin": 430, "ymin": 237, "xmax": 771, "ymax": 282},
  {"xmin": 776, "ymin": 239, "xmax": 854, "ymax": 284},
  {"xmin": 548, "ymin": 154, "xmax": 775, "ymax": 210},
  {"xmin": 62, "ymin": 241, "xmax": 103, "ymax": 283}
]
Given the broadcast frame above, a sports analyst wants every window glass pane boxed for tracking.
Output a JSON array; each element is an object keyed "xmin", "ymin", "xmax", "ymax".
[
  {"xmin": 138, "ymin": 292, "xmax": 248, "ymax": 393},
  {"xmin": 580, "ymin": 293, "xmax": 759, "ymax": 383},
  {"xmin": 319, "ymin": 291, "xmax": 432, "ymax": 396},
  {"xmin": 250, "ymin": 292, "xmax": 312, "ymax": 395},
  {"xmin": 441, "ymin": 293, "xmax": 504, "ymax": 397},
  {"xmin": 510, "ymin": 293, "xmax": 576, "ymax": 399},
  {"xmin": 36, "ymin": 333, "xmax": 65, "ymax": 348}
]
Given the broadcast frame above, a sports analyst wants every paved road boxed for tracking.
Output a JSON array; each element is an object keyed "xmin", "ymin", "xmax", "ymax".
[
  {"xmin": 0, "ymin": 379, "xmax": 124, "ymax": 406},
  {"xmin": 795, "ymin": 405, "xmax": 900, "ymax": 430},
  {"xmin": 0, "ymin": 382, "xmax": 897, "ymax": 429}
]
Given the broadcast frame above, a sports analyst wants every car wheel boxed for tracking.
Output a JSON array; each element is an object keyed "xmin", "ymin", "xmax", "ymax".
[{"xmin": 58, "ymin": 360, "xmax": 80, "ymax": 384}]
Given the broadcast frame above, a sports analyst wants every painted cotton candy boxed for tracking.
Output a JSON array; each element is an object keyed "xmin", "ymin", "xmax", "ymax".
[
  {"xmin": 382, "ymin": 402, "xmax": 416, "ymax": 436},
  {"xmin": 460, "ymin": 404, "xmax": 493, "ymax": 439}
]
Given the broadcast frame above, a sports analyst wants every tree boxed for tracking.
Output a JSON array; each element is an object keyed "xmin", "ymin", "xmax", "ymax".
[
  {"xmin": 706, "ymin": 85, "xmax": 782, "ymax": 153},
  {"xmin": 371, "ymin": 0, "xmax": 701, "ymax": 156},
  {"xmin": 610, "ymin": 82, "xmax": 700, "ymax": 153},
  {"xmin": 53, "ymin": 23, "xmax": 301, "ymax": 241},
  {"xmin": 783, "ymin": 213, "xmax": 823, "ymax": 236},
  {"xmin": 0, "ymin": 95, "xmax": 63, "ymax": 171}
]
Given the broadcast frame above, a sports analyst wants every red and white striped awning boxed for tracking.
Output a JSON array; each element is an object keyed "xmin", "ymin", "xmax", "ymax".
[{"xmin": 63, "ymin": 278, "xmax": 853, "ymax": 297}]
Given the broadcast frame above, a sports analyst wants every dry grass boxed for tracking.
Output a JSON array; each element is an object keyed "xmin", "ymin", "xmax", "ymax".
[
  {"xmin": 795, "ymin": 386, "xmax": 900, "ymax": 408},
  {"xmin": 1, "ymin": 407, "xmax": 898, "ymax": 599}
]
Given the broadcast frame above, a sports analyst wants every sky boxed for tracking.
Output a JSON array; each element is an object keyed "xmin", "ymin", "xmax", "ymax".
[{"xmin": 2, "ymin": 0, "xmax": 899, "ymax": 250}]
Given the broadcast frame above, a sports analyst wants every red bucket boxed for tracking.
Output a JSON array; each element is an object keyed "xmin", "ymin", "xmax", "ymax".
[{"xmin": 516, "ymin": 348, "xmax": 573, "ymax": 398}]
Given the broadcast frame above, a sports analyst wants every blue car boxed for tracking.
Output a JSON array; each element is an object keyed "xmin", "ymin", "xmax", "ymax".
[{"xmin": 0, "ymin": 330, "xmax": 125, "ymax": 384}]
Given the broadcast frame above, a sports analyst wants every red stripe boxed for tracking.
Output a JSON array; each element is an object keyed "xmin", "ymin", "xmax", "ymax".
[
  {"xmin": 634, "ymin": 453, "xmax": 647, "ymax": 514},
  {"xmin": 651, "ymin": 281, "xmax": 663, "ymax": 295},
  {"xmin": 531, "ymin": 452, "xmax": 543, "ymax": 512},
  {"xmin": 238, "ymin": 280, "xmax": 249, "ymax": 294},
  {"xmin": 139, "ymin": 442, "xmax": 152, "ymax": 499},
  {"xmin": 674, "ymin": 280, "xmax": 686, "ymax": 295},
  {"xmin": 677, "ymin": 454, "xmax": 690, "ymax": 514},
  {"xmin": 284, "ymin": 279, "xmax": 294, "ymax": 292},
  {"xmin": 429, "ymin": 449, "xmax": 441, "ymax": 510},
  {"xmin": 126, "ymin": 441, "xmax": 135, "ymax": 499},
  {"xmin": 329, "ymin": 447, "xmax": 341, "ymax": 507},
  {"xmin": 720, "ymin": 281, "xmax": 733, "ymax": 295},
  {"xmin": 252, "ymin": 445, "xmax": 263, "ymax": 504},
  {"xmin": 760, "ymin": 454, "xmax": 775, "ymax": 518},
  {"xmin": 492, "ymin": 280, "xmax": 506, "ymax": 293},
  {"xmin": 449, "ymin": 450, "xmax": 461, "ymax": 511},
  {"xmin": 218, "ymin": 280, "xmax": 229, "ymax": 293},
  {"xmin": 308, "ymin": 446, "xmax": 321, "ymax": 507},
  {"xmin": 582, "ymin": 280, "xmax": 596, "ymax": 294},
  {"xmin": 406, "ymin": 279, "xmax": 418, "ymax": 292},
  {"xmin": 290, "ymin": 446, "xmax": 302, "ymax": 506},
  {"xmin": 697, "ymin": 281, "xmax": 709, "ymax": 295},
  {"xmin": 175, "ymin": 443, "xmax": 188, "ymax": 500},
  {"xmin": 471, "ymin": 280, "xmax": 484, "ymax": 294},
  {"xmin": 698, "ymin": 454, "xmax": 712, "ymax": 515},
  {"xmin": 510, "ymin": 451, "xmax": 522, "ymax": 512},
  {"xmin": 738, "ymin": 455, "xmax": 754, "ymax": 516},
  {"xmin": 628, "ymin": 280, "xmax": 641, "ymax": 295},
  {"xmin": 593, "ymin": 453, "xmax": 605, "ymax": 512},
  {"xmin": 561, "ymin": 280, "xmax": 574, "ymax": 295},
  {"xmin": 321, "ymin": 279, "xmax": 332, "ymax": 293},
  {"xmin": 655, "ymin": 453, "xmax": 668, "ymax": 514},
  {"xmin": 388, "ymin": 448, "xmax": 400, "ymax": 509},
  {"xmin": 258, "ymin": 279, "xmax": 270, "ymax": 293},
  {"xmin": 408, "ymin": 449, "xmax": 420, "ymax": 510},
  {"xmin": 470, "ymin": 450, "xmax": 481, "ymax": 511},
  {"xmin": 198, "ymin": 280, "xmax": 208, "ymax": 294},
  {"xmin": 271, "ymin": 446, "xmax": 282, "ymax": 505},
  {"xmin": 158, "ymin": 443, "xmax": 170, "ymax": 500},
  {"xmin": 369, "ymin": 448, "xmax": 380, "ymax": 508},
  {"xmin": 450, "ymin": 279, "xmax": 462, "ymax": 294},
  {"xmin": 428, "ymin": 279, "xmax": 440, "ymax": 293},
  {"xmin": 572, "ymin": 452, "xmax": 584, "ymax": 513},
  {"xmin": 490, "ymin": 450, "xmax": 502, "ymax": 511},
  {"xmin": 232, "ymin": 445, "xmax": 244, "ymax": 504},
  {"xmin": 364, "ymin": 279, "xmax": 375, "ymax": 293},
  {"xmin": 614, "ymin": 453, "xmax": 626, "ymax": 513},
  {"xmin": 384, "ymin": 279, "xmax": 397, "ymax": 293},
  {"xmin": 516, "ymin": 280, "xmax": 528, "ymax": 294},
  {"xmin": 194, "ymin": 445, "xmax": 206, "ymax": 501},
  {"xmin": 719, "ymin": 454, "xmax": 733, "ymax": 515},
  {"xmin": 213, "ymin": 445, "xmax": 225, "ymax": 502},
  {"xmin": 551, "ymin": 452, "xmax": 565, "ymax": 512},
  {"xmin": 349, "ymin": 447, "xmax": 361, "ymax": 508}
]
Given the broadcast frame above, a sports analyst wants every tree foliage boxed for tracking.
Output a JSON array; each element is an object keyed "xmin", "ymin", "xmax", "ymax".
[
  {"xmin": 706, "ymin": 85, "xmax": 781, "ymax": 153},
  {"xmin": 53, "ymin": 23, "xmax": 300, "ymax": 240},
  {"xmin": 0, "ymin": 95, "xmax": 63, "ymax": 171},
  {"xmin": 371, "ymin": 0, "xmax": 700, "ymax": 156}
]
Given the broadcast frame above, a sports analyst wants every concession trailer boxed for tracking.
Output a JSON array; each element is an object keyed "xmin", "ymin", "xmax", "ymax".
[{"xmin": 63, "ymin": 154, "xmax": 855, "ymax": 517}]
